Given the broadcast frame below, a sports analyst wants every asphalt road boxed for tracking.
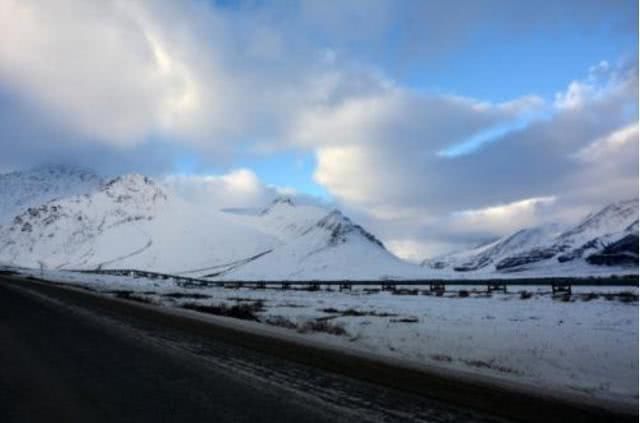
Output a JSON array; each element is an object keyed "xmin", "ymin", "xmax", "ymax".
[
  {"xmin": 0, "ymin": 279, "xmax": 351, "ymax": 423},
  {"xmin": 0, "ymin": 275, "xmax": 635, "ymax": 423},
  {"xmin": 0, "ymin": 276, "xmax": 502, "ymax": 423}
]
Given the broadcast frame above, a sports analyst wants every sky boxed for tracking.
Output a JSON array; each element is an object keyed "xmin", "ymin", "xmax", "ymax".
[{"xmin": 0, "ymin": 0, "xmax": 637, "ymax": 261}]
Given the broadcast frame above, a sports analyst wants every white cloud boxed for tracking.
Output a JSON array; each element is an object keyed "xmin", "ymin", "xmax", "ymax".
[
  {"xmin": 314, "ymin": 145, "xmax": 378, "ymax": 205},
  {"xmin": 297, "ymin": 83, "xmax": 546, "ymax": 218},
  {"xmin": 0, "ymin": 0, "xmax": 210, "ymax": 144},
  {"xmin": 386, "ymin": 239, "xmax": 454, "ymax": 263},
  {"xmin": 573, "ymin": 122, "xmax": 639, "ymax": 163},
  {"xmin": 164, "ymin": 169, "xmax": 277, "ymax": 209},
  {"xmin": 305, "ymin": 60, "xmax": 637, "ymax": 258},
  {"xmin": 561, "ymin": 122, "xmax": 639, "ymax": 209},
  {"xmin": 0, "ymin": 0, "xmax": 345, "ymax": 149},
  {"xmin": 554, "ymin": 81, "xmax": 595, "ymax": 110},
  {"xmin": 450, "ymin": 196, "xmax": 557, "ymax": 235},
  {"xmin": 164, "ymin": 169, "xmax": 329, "ymax": 212},
  {"xmin": 554, "ymin": 58, "xmax": 635, "ymax": 111}
]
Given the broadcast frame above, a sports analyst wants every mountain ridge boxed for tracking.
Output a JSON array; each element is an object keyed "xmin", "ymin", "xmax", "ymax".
[
  {"xmin": 0, "ymin": 167, "xmax": 418, "ymax": 279},
  {"xmin": 0, "ymin": 165, "xmax": 637, "ymax": 279},
  {"xmin": 0, "ymin": 164, "xmax": 102, "ymax": 224},
  {"xmin": 424, "ymin": 199, "xmax": 638, "ymax": 274}
]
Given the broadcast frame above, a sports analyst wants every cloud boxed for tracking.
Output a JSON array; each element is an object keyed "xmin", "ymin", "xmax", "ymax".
[
  {"xmin": 553, "ymin": 59, "xmax": 634, "ymax": 111},
  {"xmin": 0, "ymin": 0, "xmax": 634, "ymax": 153},
  {"xmin": 311, "ymin": 58, "xmax": 636, "ymax": 204},
  {"xmin": 0, "ymin": 0, "xmax": 329, "ymax": 150},
  {"xmin": 573, "ymin": 122, "xmax": 638, "ymax": 163},
  {"xmin": 298, "ymin": 85, "xmax": 544, "ymax": 213},
  {"xmin": 164, "ymin": 168, "xmax": 330, "ymax": 212},
  {"xmin": 450, "ymin": 196, "xmax": 557, "ymax": 235},
  {"xmin": 386, "ymin": 239, "xmax": 441, "ymax": 263},
  {"xmin": 561, "ymin": 122, "xmax": 639, "ymax": 209},
  {"xmin": 0, "ymin": 0, "xmax": 636, "ymax": 261},
  {"xmin": 304, "ymin": 59, "xmax": 637, "ymax": 258},
  {"xmin": 165, "ymin": 169, "xmax": 278, "ymax": 209},
  {"xmin": 0, "ymin": 0, "xmax": 206, "ymax": 144}
]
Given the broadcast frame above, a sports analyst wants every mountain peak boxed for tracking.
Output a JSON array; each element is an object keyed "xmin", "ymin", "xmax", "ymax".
[
  {"xmin": 272, "ymin": 196, "xmax": 295, "ymax": 206},
  {"xmin": 100, "ymin": 174, "xmax": 166, "ymax": 204},
  {"xmin": 260, "ymin": 196, "xmax": 295, "ymax": 215},
  {"xmin": 0, "ymin": 164, "xmax": 103, "ymax": 224},
  {"xmin": 315, "ymin": 209, "xmax": 385, "ymax": 249},
  {"xmin": 103, "ymin": 173, "xmax": 156, "ymax": 189},
  {"xmin": 560, "ymin": 198, "xmax": 638, "ymax": 241}
]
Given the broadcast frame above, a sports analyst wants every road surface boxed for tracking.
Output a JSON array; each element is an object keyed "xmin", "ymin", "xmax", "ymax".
[{"xmin": 0, "ymin": 275, "xmax": 634, "ymax": 422}]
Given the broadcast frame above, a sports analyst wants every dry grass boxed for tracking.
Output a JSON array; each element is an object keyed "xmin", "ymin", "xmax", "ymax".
[
  {"xmin": 298, "ymin": 319, "xmax": 347, "ymax": 336},
  {"xmin": 319, "ymin": 308, "xmax": 398, "ymax": 318},
  {"xmin": 430, "ymin": 354, "xmax": 453, "ymax": 363},
  {"xmin": 162, "ymin": 292, "xmax": 211, "ymax": 299},
  {"xmin": 519, "ymin": 290, "xmax": 533, "ymax": 300},
  {"xmin": 181, "ymin": 301, "xmax": 264, "ymax": 321},
  {"xmin": 264, "ymin": 315, "xmax": 348, "ymax": 336},
  {"xmin": 111, "ymin": 290, "xmax": 154, "ymax": 304}
]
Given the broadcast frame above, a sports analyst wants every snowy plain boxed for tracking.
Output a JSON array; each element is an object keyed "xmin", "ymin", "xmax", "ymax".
[{"xmin": 13, "ymin": 267, "xmax": 638, "ymax": 408}]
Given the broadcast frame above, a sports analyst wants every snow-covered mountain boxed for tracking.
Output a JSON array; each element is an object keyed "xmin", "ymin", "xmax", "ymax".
[
  {"xmin": 0, "ymin": 169, "xmax": 423, "ymax": 279},
  {"xmin": 424, "ymin": 199, "xmax": 639, "ymax": 275},
  {"xmin": 0, "ymin": 164, "xmax": 102, "ymax": 224},
  {"xmin": 220, "ymin": 209, "xmax": 424, "ymax": 280},
  {"xmin": 0, "ymin": 165, "xmax": 637, "ymax": 279},
  {"xmin": 0, "ymin": 174, "xmax": 167, "ymax": 269},
  {"xmin": 425, "ymin": 223, "xmax": 565, "ymax": 272}
]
